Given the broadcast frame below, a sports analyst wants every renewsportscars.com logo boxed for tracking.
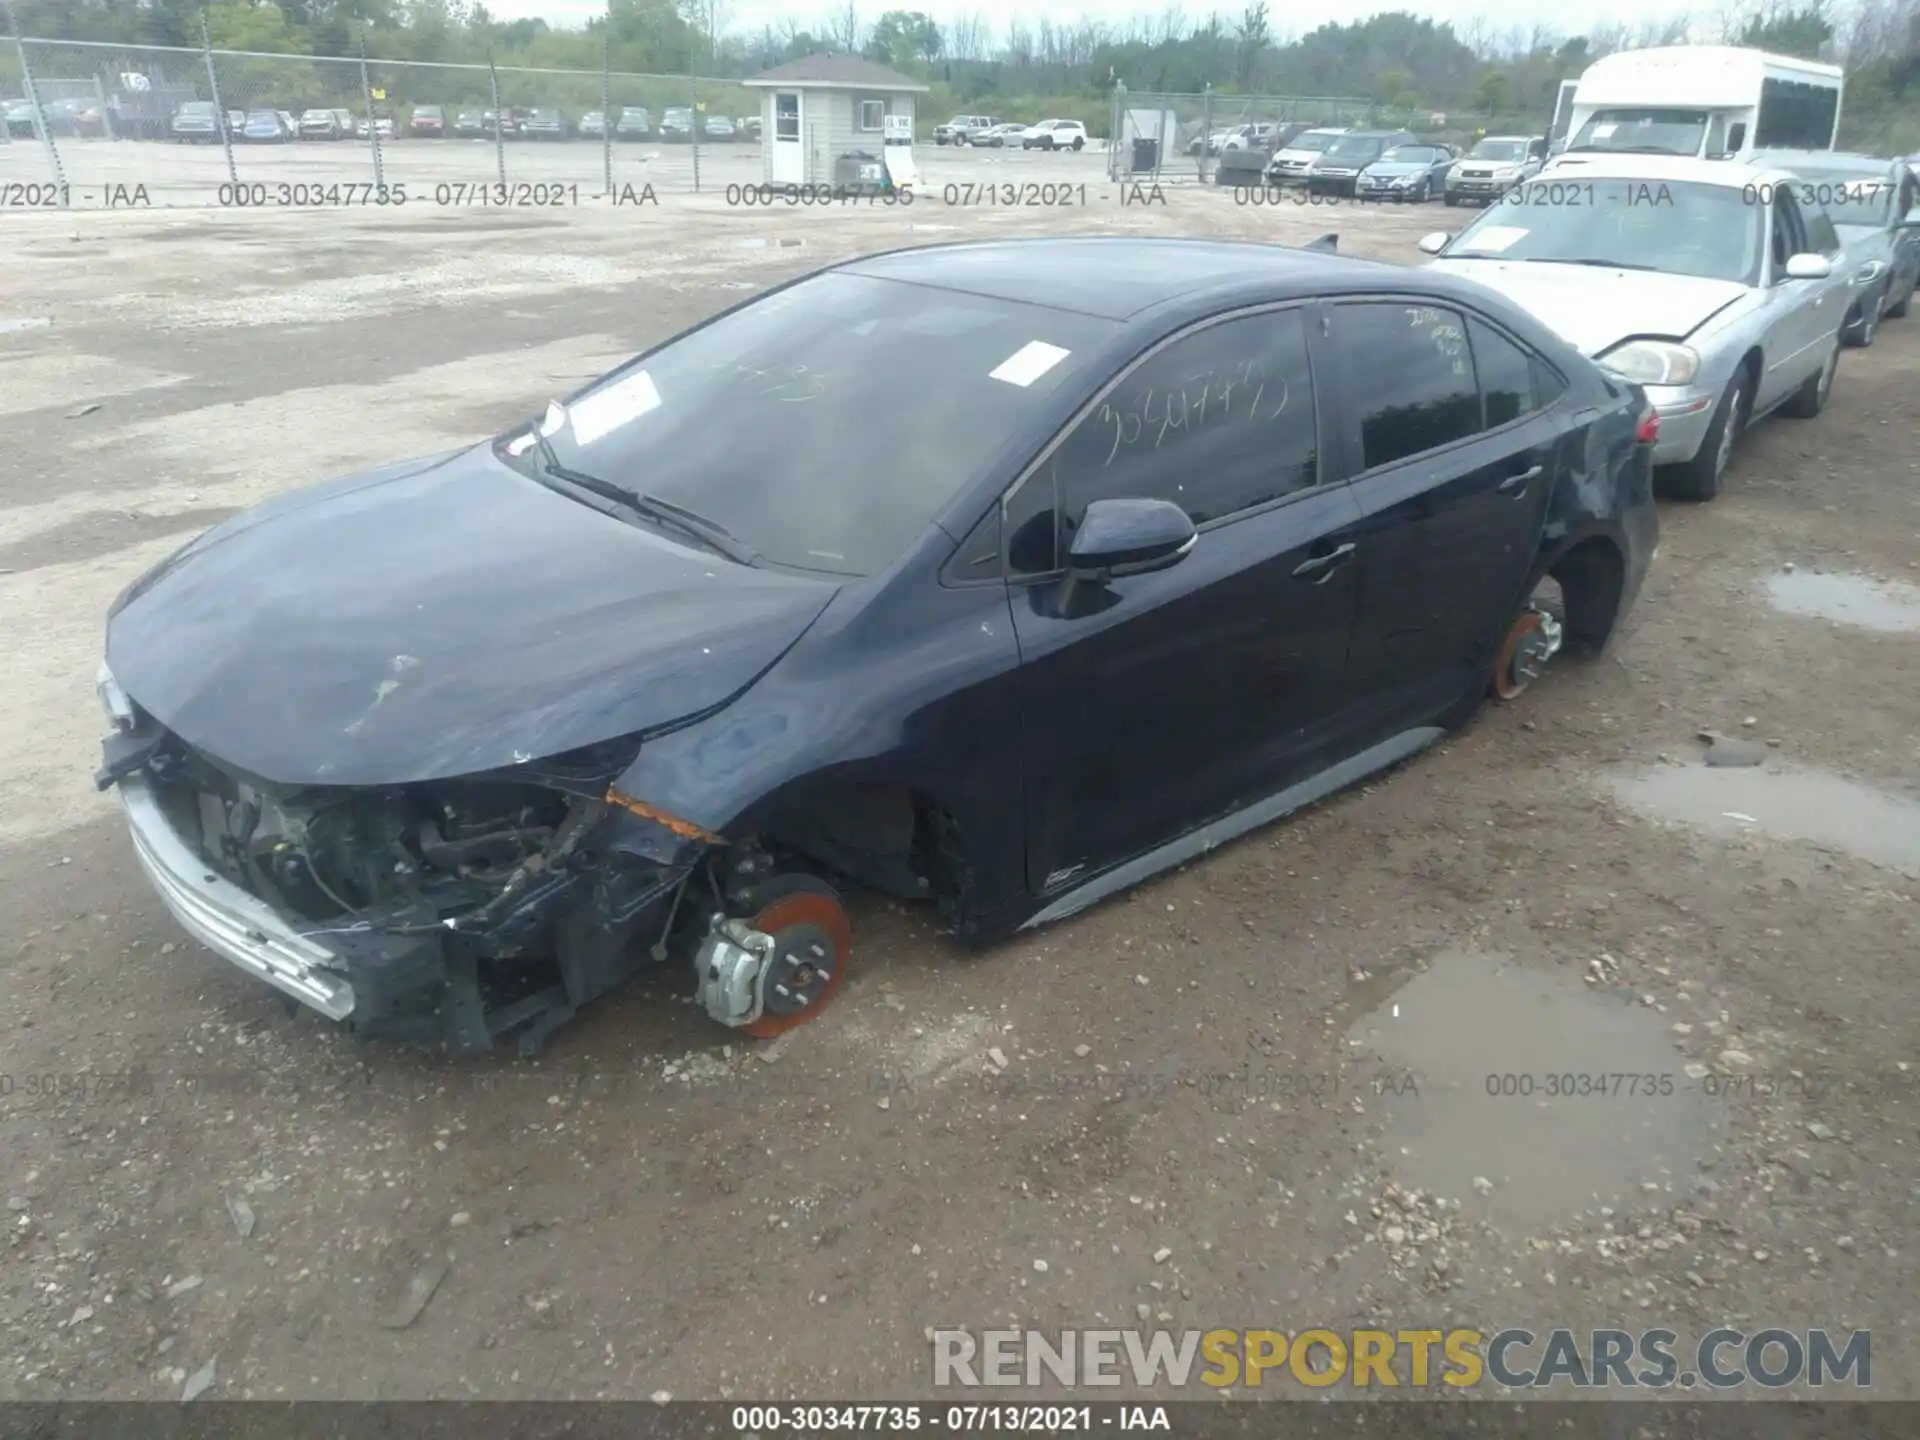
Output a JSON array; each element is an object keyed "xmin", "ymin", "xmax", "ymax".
[{"xmin": 931, "ymin": 1327, "xmax": 1871, "ymax": 1390}]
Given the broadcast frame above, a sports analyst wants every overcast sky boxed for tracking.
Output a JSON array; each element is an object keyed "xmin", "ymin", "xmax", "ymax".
[{"xmin": 481, "ymin": 0, "xmax": 1709, "ymax": 45}]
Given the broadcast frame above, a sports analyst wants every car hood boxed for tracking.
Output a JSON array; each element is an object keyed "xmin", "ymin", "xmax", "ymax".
[
  {"xmin": 106, "ymin": 445, "xmax": 839, "ymax": 788},
  {"xmin": 1425, "ymin": 259, "xmax": 1752, "ymax": 354}
]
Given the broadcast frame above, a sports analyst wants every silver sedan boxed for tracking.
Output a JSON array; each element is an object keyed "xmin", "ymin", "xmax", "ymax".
[{"xmin": 1419, "ymin": 156, "xmax": 1856, "ymax": 503}]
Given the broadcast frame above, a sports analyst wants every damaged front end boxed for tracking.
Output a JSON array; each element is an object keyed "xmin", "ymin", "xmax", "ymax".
[{"xmin": 94, "ymin": 664, "xmax": 716, "ymax": 1055}]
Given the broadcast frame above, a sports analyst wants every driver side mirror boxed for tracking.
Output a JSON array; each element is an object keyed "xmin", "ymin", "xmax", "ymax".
[
  {"xmin": 1067, "ymin": 498, "xmax": 1196, "ymax": 580},
  {"xmin": 1417, "ymin": 231, "xmax": 1450, "ymax": 255},
  {"xmin": 1783, "ymin": 252, "xmax": 1833, "ymax": 280}
]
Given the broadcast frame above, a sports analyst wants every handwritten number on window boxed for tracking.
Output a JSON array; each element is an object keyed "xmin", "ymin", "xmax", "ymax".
[{"xmin": 1096, "ymin": 362, "xmax": 1292, "ymax": 467}]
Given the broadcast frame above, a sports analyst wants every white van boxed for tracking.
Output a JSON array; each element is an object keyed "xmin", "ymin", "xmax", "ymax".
[{"xmin": 1551, "ymin": 46, "xmax": 1842, "ymax": 169}]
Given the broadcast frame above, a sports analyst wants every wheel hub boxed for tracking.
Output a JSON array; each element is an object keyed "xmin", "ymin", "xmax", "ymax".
[{"xmin": 758, "ymin": 922, "xmax": 836, "ymax": 1017}]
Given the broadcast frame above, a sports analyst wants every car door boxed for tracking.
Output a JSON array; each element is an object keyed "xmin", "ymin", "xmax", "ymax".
[
  {"xmin": 1758, "ymin": 188, "xmax": 1841, "ymax": 407},
  {"xmin": 1892, "ymin": 169, "xmax": 1920, "ymax": 297},
  {"xmin": 1322, "ymin": 298, "xmax": 1565, "ymax": 733},
  {"xmin": 1007, "ymin": 304, "xmax": 1367, "ymax": 897}
]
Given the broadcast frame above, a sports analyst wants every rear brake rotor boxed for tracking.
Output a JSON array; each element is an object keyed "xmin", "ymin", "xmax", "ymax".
[{"xmin": 1492, "ymin": 609, "xmax": 1562, "ymax": 701}]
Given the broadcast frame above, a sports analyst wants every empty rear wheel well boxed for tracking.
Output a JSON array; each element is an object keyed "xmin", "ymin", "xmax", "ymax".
[{"xmin": 1546, "ymin": 536, "xmax": 1625, "ymax": 657}]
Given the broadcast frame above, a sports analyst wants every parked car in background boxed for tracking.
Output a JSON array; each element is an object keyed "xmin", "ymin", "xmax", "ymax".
[
  {"xmin": 1751, "ymin": 150, "xmax": 1920, "ymax": 347},
  {"xmin": 1021, "ymin": 119, "xmax": 1088, "ymax": 151},
  {"xmin": 934, "ymin": 114, "xmax": 995, "ymax": 145},
  {"xmin": 703, "ymin": 114, "xmax": 735, "ymax": 142},
  {"xmin": 487, "ymin": 109, "xmax": 525, "ymax": 138},
  {"xmin": 1190, "ymin": 127, "xmax": 1239, "ymax": 157},
  {"xmin": 1214, "ymin": 122, "xmax": 1306, "ymax": 187},
  {"xmin": 277, "ymin": 109, "xmax": 298, "ymax": 137},
  {"xmin": 1421, "ymin": 156, "xmax": 1851, "ymax": 502},
  {"xmin": 738, "ymin": 115, "xmax": 762, "ymax": 140},
  {"xmin": 170, "ymin": 101, "xmax": 225, "ymax": 144},
  {"xmin": 371, "ymin": 115, "xmax": 397, "ymax": 141},
  {"xmin": 226, "ymin": 108, "xmax": 246, "ymax": 133},
  {"xmin": 1445, "ymin": 134, "xmax": 1548, "ymax": 206},
  {"xmin": 522, "ymin": 107, "xmax": 569, "ymax": 140},
  {"xmin": 970, "ymin": 122, "xmax": 1026, "ymax": 148},
  {"xmin": 1265, "ymin": 126, "xmax": 1346, "ymax": 185},
  {"xmin": 241, "ymin": 108, "xmax": 294, "ymax": 143},
  {"xmin": 408, "ymin": 103, "xmax": 445, "ymax": 137},
  {"xmin": 298, "ymin": 107, "xmax": 340, "ymax": 140},
  {"xmin": 3, "ymin": 97, "xmax": 38, "ymax": 138},
  {"xmin": 577, "ymin": 109, "xmax": 607, "ymax": 139},
  {"xmin": 91, "ymin": 236, "xmax": 1655, "ymax": 1055},
  {"xmin": 659, "ymin": 106, "xmax": 694, "ymax": 142},
  {"xmin": 333, "ymin": 110, "xmax": 360, "ymax": 138},
  {"xmin": 452, "ymin": 108, "xmax": 487, "ymax": 138},
  {"xmin": 1308, "ymin": 129, "xmax": 1415, "ymax": 196},
  {"xmin": 1356, "ymin": 142, "xmax": 1456, "ymax": 203},
  {"xmin": 615, "ymin": 106, "xmax": 654, "ymax": 141}
]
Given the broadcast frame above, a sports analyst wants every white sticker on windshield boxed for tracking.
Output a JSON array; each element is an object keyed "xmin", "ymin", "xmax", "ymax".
[
  {"xmin": 539, "ymin": 400, "xmax": 567, "ymax": 437},
  {"xmin": 1460, "ymin": 224, "xmax": 1528, "ymax": 253},
  {"xmin": 990, "ymin": 340, "xmax": 1071, "ymax": 387},
  {"xmin": 1590, "ymin": 122, "xmax": 1617, "ymax": 140},
  {"xmin": 568, "ymin": 370, "xmax": 661, "ymax": 446},
  {"xmin": 506, "ymin": 431, "xmax": 537, "ymax": 456}
]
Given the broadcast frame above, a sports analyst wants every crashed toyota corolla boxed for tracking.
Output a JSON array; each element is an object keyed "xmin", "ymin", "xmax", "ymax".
[{"xmin": 95, "ymin": 237, "xmax": 1658, "ymax": 1054}]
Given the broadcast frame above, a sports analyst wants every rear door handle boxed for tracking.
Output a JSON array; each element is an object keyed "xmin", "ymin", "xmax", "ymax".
[
  {"xmin": 1292, "ymin": 542, "xmax": 1356, "ymax": 581},
  {"xmin": 1498, "ymin": 464, "xmax": 1544, "ymax": 495}
]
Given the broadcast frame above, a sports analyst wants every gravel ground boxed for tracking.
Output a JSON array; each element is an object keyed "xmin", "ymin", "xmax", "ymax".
[{"xmin": 2, "ymin": 148, "xmax": 1917, "ymax": 1405}]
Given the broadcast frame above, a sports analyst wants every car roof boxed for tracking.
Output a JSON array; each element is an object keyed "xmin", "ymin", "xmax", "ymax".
[
  {"xmin": 1338, "ymin": 129, "xmax": 1409, "ymax": 138},
  {"xmin": 1545, "ymin": 153, "xmax": 1805, "ymax": 188},
  {"xmin": 841, "ymin": 237, "xmax": 1430, "ymax": 322},
  {"xmin": 1749, "ymin": 149, "xmax": 1900, "ymax": 175}
]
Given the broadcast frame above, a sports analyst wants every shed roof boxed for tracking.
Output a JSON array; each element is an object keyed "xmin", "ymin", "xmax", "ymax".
[{"xmin": 742, "ymin": 54, "xmax": 930, "ymax": 92}]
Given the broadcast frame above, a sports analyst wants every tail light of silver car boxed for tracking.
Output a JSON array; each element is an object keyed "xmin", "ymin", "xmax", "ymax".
[{"xmin": 1635, "ymin": 408, "xmax": 1660, "ymax": 445}]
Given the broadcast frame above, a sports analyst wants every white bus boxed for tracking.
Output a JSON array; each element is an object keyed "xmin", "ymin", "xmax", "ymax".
[{"xmin": 1553, "ymin": 46, "xmax": 1843, "ymax": 168}]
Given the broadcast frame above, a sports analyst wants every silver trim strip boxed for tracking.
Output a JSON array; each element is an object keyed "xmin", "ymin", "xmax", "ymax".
[
  {"xmin": 119, "ymin": 774, "xmax": 357, "ymax": 1019},
  {"xmin": 1020, "ymin": 726, "xmax": 1445, "ymax": 930}
]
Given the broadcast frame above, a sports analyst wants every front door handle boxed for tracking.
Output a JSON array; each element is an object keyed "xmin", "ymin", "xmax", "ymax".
[
  {"xmin": 1498, "ymin": 464, "xmax": 1544, "ymax": 495},
  {"xmin": 1292, "ymin": 542, "xmax": 1356, "ymax": 581}
]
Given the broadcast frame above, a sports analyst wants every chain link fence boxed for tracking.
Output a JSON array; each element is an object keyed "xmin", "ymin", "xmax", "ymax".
[{"xmin": 0, "ymin": 36, "xmax": 768, "ymax": 205}]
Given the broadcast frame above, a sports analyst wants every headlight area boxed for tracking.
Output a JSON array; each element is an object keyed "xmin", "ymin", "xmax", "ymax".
[
  {"xmin": 112, "ymin": 726, "xmax": 719, "ymax": 1055},
  {"xmin": 1598, "ymin": 339, "xmax": 1701, "ymax": 388}
]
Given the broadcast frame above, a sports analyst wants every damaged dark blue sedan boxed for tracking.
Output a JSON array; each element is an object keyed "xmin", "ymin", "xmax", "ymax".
[{"xmin": 95, "ymin": 237, "xmax": 1659, "ymax": 1054}]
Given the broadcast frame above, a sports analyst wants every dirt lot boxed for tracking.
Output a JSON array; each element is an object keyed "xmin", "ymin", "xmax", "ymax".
[{"xmin": 2, "ymin": 145, "xmax": 1918, "ymax": 1405}]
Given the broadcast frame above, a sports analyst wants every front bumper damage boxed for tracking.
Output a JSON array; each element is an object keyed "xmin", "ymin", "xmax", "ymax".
[{"xmin": 96, "ymin": 665, "xmax": 709, "ymax": 1055}]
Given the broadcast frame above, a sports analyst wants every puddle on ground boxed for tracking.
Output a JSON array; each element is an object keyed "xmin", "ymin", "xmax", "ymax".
[
  {"xmin": 0, "ymin": 317, "xmax": 53, "ymax": 335},
  {"xmin": 1608, "ymin": 766, "xmax": 1920, "ymax": 877},
  {"xmin": 1766, "ymin": 569, "xmax": 1920, "ymax": 633},
  {"xmin": 1346, "ymin": 950, "xmax": 1721, "ymax": 1229}
]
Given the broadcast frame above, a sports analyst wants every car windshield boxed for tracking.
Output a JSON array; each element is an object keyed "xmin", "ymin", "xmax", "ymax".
[
  {"xmin": 179, "ymin": 103, "xmax": 215, "ymax": 116},
  {"xmin": 1447, "ymin": 178, "xmax": 1764, "ymax": 284},
  {"xmin": 531, "ymin": 109, "xmax": 558, "ymax": 120},
  {"xmin": 415, "ymin": 106, "xmax": 441, "ymax": 117},
  {"xmin": 505, "ymin": 271, "xmax": 1117, "ymax": 577},
  {"xmin": 1323, "ymin": 135, "xmax": 1388, "ymax": 160},
  {"xmin": 1291, "ymin": 132, "xmax": 1341, "ymax": 152},
  {"xmin": 246, "ymin": 110, "xmax": 277, "ymax": 122},
  {"xmin": 1569, "ymin": 109, "xmax": 1708, "ymax": 157},
  {"xmin": 1789, "ymin": 168, "xmax": 1895, "ymax": 226},
  {"xmin": 664, "ymin": 108, "xmax": 692, "ymax": 122},
  {"xmin": 1379, "ymin": 146, "xmax": 1435, "ymax": 164},
  {"xmin": 1469, "ymin": 139, "xmax": 1529, "ymax": 162}
]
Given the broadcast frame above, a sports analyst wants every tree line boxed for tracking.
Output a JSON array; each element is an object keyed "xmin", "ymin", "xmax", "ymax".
[{"xmin": 12, "ymin": 0, "xmax": 1920, "ymax": 145}]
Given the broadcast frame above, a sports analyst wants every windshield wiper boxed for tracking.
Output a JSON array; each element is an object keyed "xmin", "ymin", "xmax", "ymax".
[
  {"xmin": 515, "ymin": 413, "xmax": 759, "ymax": 565},
  {"xmin": 1525, "ymin": 257, "xmax": 1661, "ymax": 272}
]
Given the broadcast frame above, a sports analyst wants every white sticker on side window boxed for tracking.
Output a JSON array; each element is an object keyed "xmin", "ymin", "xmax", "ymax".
[
  {"xmin": 989, "ymin": 340, "xmax": 1071, "ymax": 387},
  {"xmin": 1460, "ymin": 224, "xmax": 1528, "ymax": 253},
  {"xmin": 568, "ymin": 370, "xmax": 662, "ymax": 446},
  {"xmin": 1590, "ymin": 122, "xmax": 1618, "ymax": 140}
]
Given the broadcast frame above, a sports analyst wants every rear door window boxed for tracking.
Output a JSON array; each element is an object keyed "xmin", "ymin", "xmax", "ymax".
[{"xmin": 1329, "ymin": 302, "xmax": 1480, "ymax": 470}]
